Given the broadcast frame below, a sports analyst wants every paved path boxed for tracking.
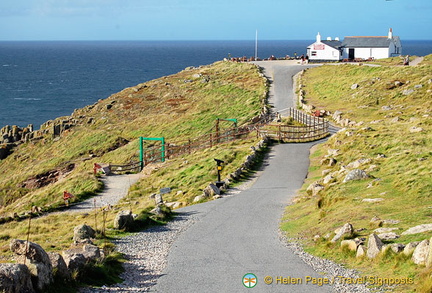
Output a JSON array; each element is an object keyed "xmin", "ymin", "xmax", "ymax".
[{"xmin": 154, "ymin": 62, "xmax": 331, "ymax": 292}]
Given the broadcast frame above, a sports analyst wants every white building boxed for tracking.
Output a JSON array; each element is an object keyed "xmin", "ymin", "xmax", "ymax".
[
  {"xmin": 307, "ymin": 32, "xmax": 342, "ymax": 61},
  {"xmin": 306, "ymin": 29, "xmax": 402, "ymax": 61}
]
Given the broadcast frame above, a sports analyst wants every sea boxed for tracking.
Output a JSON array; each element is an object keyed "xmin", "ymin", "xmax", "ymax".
[{"xmin": 1, "ymin": 40, "xmax": 431, "ymax": 129}]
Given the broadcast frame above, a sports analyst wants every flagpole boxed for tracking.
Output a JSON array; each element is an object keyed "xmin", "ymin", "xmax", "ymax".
[{"xmin": 255, "ymin": 30, "xmax": 258, "ymax": 60}]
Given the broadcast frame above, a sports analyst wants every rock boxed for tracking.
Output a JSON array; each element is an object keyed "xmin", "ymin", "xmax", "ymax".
[
  {"xmin": 362, "ymin": 198, "xmax": 384, "ymax": 203},
  {"xmin": 47, "ymin": 252, "xmax": 71, "ymax": 281},
  {"xmin": 9, "ymin": 239, "xmax": 53, "ymax": 291},
  {"xmin": 0, "ymin": 263, "xmax": 34, "ymax": 293},
  {"xmin": 203, "ymin": 183, "xmax": 220, "ymax": 197},
  {"xmin": 114, "ymin": 210, "xmax": 134, "ymax": 231},
  {"xmin": 373, "ymin": 227, "xmax": 398, "ymax": 233},
  {"xmin": 367, "ymin": 234, "xmax": 384, "ymax": 259},
  {"xmin": 341, "ymin": 240, "xmax": 357, "ymax": 251},
  {"xmin": 165, "ymin": 202, "xmax": 182, "ymax": 209},
  {"xmin": 351, "ymin": 84, "xmax": 359, "ymax": 89},
  {"xmin": 402, "ymin": 223, "xmax": 432, "ymax": 235},
  {"xmin": 327, "ymin": 149, "xmax": 340, "ymax": 156},
  {"xmin": 381, "ymin": 105, "xmax": 392, "ymax": 111},
  {"xmin": 426, "ymin": 237, "xmax": 432, "ymax": 268},
  {"xmin": 356, "ymin": 245, "xmax": 366, "ymax": 258},
  {"xmin": 62, "ymin": 250, "xmax": 87, "ymax": 272},
  {"xmin": 343, "ymin": 169, "xmax": 369, "ymax": 183},
  {"xmin": 73, "ymin": 224, "xmax": 96, "ymax": 243},
  {"xmin": 307, "ymin": 183, "xmax": 325, "ymax": 196},
  {"xmin": 402, "ymin": 89, "xmax": 414, "ymax": 95},
  {"xmin": 370, "ymin": 216, "xmax": 383, "ymax": 227},
  {"xmin": 409, "ymin": 126, "xmax": 423, "ymax": 133},
  {"xmin": 323, "ymin": 175, "xmax": 335, "ymax": 185},
  {"xmin": 403, "ymin": 242, "xmax": 420, "ymax": 256},
  {"xmin": 150, "ymin": 193, "xmax": 163, "ymax": 205},
  {"xmin": 346, "ymin": 158, "xmax": 372, "ymax": 169},
  {"xmin": 331, "ymin": 223, "xmax": 354, "ymax": 243},
  {"xmin": 414, "ymin": 84, "xmax": 423, "ymax": 89},
  {"xmin": 412, "ymin": 239, "xmax": 429, "ymax": 265},
  {"xmin": 377, "ymin": 232, "xmax": 399, "ymax": 241},
  {"xmin": 391, "ymin": 243, "xmax": 405, "ymax": 254}
]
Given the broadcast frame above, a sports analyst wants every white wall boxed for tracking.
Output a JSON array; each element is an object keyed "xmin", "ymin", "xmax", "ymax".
[
  {"xmin": 307, "ymin": 42, "xmax": 340, "ymax": 60},
  {"xmin": 342, "ymin": 47, "xmax": 390, "ymax": 59}
]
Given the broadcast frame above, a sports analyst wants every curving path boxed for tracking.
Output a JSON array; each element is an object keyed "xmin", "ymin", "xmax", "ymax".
[{"xmin": 154, "ymin": 61, "xmax": 333, "ymax": 292}]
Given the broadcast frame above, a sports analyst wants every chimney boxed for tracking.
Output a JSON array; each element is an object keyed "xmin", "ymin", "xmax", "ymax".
[
  {"xmin": 316, "ymin": 32, "xmax": 321, "ymax": 42},
  {"xmin": 327, "ymin": 37, "xmax": 332, "ymax": 41},
  {"xmin": 388, "ymin": 28, "xmax": 393, "ymax": 39}
]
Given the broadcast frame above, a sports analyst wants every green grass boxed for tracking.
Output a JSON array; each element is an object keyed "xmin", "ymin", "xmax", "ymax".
[{"xmin": 282, "ymin": 56, "xmax": 432, "ymax": 292}]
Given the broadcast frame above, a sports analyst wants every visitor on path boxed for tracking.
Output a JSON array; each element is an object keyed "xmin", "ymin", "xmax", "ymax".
[
  {"xmin": 403, "ymin": 55, "xmax": 410, "ymax": 66},
  {"xmin": 63, "ymin": 191, "xmax": 74, "ymax": 206}
]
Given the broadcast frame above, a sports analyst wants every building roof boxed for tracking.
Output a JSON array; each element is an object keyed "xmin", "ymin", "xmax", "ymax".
[
  {"xmin": 342, "ymin": 36, "xmax": 401, "ymax": 48},
  {"xmin": 321, "ymin": 40, "xmax": 342, "ymax": 49}
]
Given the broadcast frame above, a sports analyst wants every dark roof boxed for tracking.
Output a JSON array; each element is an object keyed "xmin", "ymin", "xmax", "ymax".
[
  {"xmin": 342, "ymin": 36, "xmax": 401, "ymax": 48},
  {"xmin": 321, "ymin": 40, "xmax": 342, "ymax": 49}
]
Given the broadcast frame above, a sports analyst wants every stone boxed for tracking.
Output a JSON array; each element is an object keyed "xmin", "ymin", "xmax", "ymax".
[
  {"xmin": 341, "ymin": 240, "xmax": 358, "ymax": 251},
  {"xmin": 346, "ymin": 158, "xmax": 372, "ymax": 169},
  {"xmin": 47, "ymin": 252, "xmax": 71, "ymax": 281},
  {"xmin": 331, "ymin": 223, "xmax": 354, "ymax": 243},
  {"xmin": 356, "ymin": 245, "xmax": 366, "ymax": 258},
  {"xmin": 362, "ymin": 198, "xmax": 384, "ymax": 203},
  {"xmin": 391, "ymin": 243, "xmax": 405, "ymax": 254},
  {"xmin": 426, "ymin": 237, "xmax": 432, "ymax": 268},
  {"xmin": 114, "ymin": 210, "xmax": 134, "ymax": 231},
  {"xmin": 9, "ymin": 239, "xmax": 53, "ymax": 291},
  {"xmin": 73, "ymin": 224, "xmax": 96, "ymax": 243},
  {"xmin": 403, "ymin": 242, "xmax": 420, "ymax": 256},
  {"xmin": 412, "ymin": 239, "xmax": 429, "ymax": 265},
  {"xmin": 0, "ymin": 263, "xmax": 34, "ymax": 293},
  {"xmin": 377, "ymin": 232, "xmax": 399, "ymax": 241},
  {"xmin": 381, "ymin": 105, "xmax": 392, "ymax": 111},
  {"xmin": 307, "ymin": 183, "xmax": 325, "ymax": 196},
  {"xmin": 367, "ymin": 234, "xmax": 384, "ymax": 259},
  {"xmin": 323, "ymin": 175, "xmax": 335, "ymax": 185},
  {"xmin": 373, "ymin": 227, "xmax": 398, "ymax": 233},
  {"xmin": 402, "ymin": 89, "xmax": 414, "ymax": 95},
  {"xmin": 343, "ymin": 169, "xmax": 369, "ymax": 183},
  {"xmin": 370, "ymin": 216, "xmax": 383, "ymax": 227},
  {"xmin": 150, "ymin": 193, "xmax": 163, "ymax": 205},
  {"xmin": 351, "ymin": 83, "xmax": 359, "ymax": 89},
  {"xmin": 62, "ymin": 250, "xmax": 87, "ymax": 272},
  {"xmin": 402, "ymin": 223, "xmax": 432, "ymax": 235},
  {"xmin": 414, "ymin": 84, "xmax": 423, "ymax": 89},
  {"xmin": 193, "ymin": 195, "xmax": 205, "ymax": 202},
  {"xmin": 203, "ymin": 183, "xmax": 220, "ymax": 197},
  {"xmin": 409, "ymin": 126, "xmax": 423, "ymax": 133}
]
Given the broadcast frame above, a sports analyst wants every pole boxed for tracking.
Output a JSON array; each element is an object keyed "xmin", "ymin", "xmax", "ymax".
[
  {"xmin": 139, "ymin": 137, "xmax": 144, "ymax": 170},
  {"xmin": 255, "ymin": 30, "xmax": 258, "ymax": 60}
]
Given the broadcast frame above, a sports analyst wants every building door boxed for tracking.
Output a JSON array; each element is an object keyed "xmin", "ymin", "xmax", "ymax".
[{"xmin": 349, "ymin": 48, "xmax": 355, "ymax": 60}]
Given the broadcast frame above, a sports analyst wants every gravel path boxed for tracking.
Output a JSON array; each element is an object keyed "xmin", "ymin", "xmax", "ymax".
[{"xmin": 66, "ymin": 173, "xmax": 143, "ymax": 214}]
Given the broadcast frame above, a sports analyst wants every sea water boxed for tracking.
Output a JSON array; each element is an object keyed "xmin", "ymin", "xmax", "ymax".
[{"xmin": 1, "ymin": 40, "xmax": 431, "ymax": 129}]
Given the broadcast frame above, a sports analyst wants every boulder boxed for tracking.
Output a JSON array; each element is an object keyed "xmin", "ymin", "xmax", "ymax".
[
  {"xmin": 9, "ymin": 239, "xmax": 53, "ymax": 291},
  {"xmin": 351, "ymin": 83, "xmax": 359, "ymax": 89},
  {"xmin": 377, "ymin": 232, "xmax": 399, "ymax": 241},
  {"xmin": 402, "ymin": 223, "xmax": 432, "ymax": 235},
  {"xmin": 331, "ymin": 223, "xmax": 354, "ymax": 243},
  {"xmin": 47, "ymin": 252, "xmax": 71, "ymax": 281},
  {"xmin": 341, "ymin": 240, "xmax": 357, "ymax": 251},
  {"xmin": 412, "ymin": 239, "xmax": 429, "ymax": 265},
  {"xmin": 307, "ymin": 183, "xmax": 325, "ymax": 196},
  {"xmin": 391, "ymin": 243, "xmax": 405, "ymax": 254},
  {"xmin": 203, "ymin": 183, "xmax": 220, "ymax": 197},
  {"xmin": 409, "ymin": 126, "xmax": 424, "ymax": 133},
  {"xmin": 0, "ymin": 263, "xmax": 34, "ymax": 293},
  {"xmin": 426, "ymin": 237, "xmax": 432, "ymax": 268},
  {"xmin": 343, "ymin": 169, "xmax": 369, "ymax": 183},
  {"xmin": 73, "ymin": 224, "xmax": 96, "ymax": 244},
  {"xmin": 62, "ymin": 244, "xmax": 101, "ymax": 272},
  {"xmin": 150, "ymin": 193, "xmax": 163, "ymax": 205},
  {"xmin": 356, "ymin": 245, "xmax": 366, "ymax": 258},
  {"xmin": 403, "ymin": 242, "xmax": 420, "ymax": 256},
  {"xmin": 367, "ymin": 234, "xmax": 384, "ymax": 259},
  {"xmin": 113, "ymin": 210, "xmax": 134, "ymax": 231}
]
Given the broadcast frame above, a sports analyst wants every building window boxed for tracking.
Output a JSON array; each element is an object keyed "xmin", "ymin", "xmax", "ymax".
[{"xmin": 311, "ymin": 51, "xmax": 317, "ymax": 56}]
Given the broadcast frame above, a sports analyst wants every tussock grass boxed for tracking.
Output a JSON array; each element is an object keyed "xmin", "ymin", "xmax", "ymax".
[{"xmin": 282, "ymin": 56, "xmax": 432, "ymax": 292}]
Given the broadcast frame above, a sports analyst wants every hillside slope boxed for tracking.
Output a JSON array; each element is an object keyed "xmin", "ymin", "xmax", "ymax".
[
  {"xmin": 0, "ymin": 61, "xmax": 267, "ymax": 255},
  {"xmin": 282, "ymin": 56, "xmax": 432, "ymax": 292}
]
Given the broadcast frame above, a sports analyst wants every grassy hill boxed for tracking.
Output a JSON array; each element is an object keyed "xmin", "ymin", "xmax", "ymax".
[
  {"xmin": 0, "ymin": 61, "xmax": 267, "ymax": 258},
  {"xmin": 282, "ymin": 56, "xmax": 432, "ymax": 292}
]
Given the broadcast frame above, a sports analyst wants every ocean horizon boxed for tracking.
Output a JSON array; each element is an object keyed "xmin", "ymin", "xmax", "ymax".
[{"xmin": 1, "ymin": 40, "xmax": 431, "ymax": 129}]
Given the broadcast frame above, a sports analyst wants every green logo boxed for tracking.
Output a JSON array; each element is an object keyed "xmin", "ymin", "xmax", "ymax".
[{"xmin": 243, "ymin": 273, "xmax": 257, "ymax": 288}]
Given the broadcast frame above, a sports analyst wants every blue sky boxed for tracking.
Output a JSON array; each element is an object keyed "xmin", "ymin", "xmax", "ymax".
[{"xmin": 0, "ymin": 0, "xmax": 431, "ymax": 41}]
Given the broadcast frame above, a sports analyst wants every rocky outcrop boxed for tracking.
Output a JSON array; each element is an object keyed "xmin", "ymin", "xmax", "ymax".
[
  {"xmin": 114, "ymin": 210, "xmax": 135, "ymax": 230},
  {"xmin": 73, "ymin": 224, "xmax": 96, "ymax": 244},
  {"xmin": 9, "ymin": 239, "xmax": 53, "ymax": 292},
  {"xmin": 0, "ymin": 263, "xmax": 34, "ymax": 293}
]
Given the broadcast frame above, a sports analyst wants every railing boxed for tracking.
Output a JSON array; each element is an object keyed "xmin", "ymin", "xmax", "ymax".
[{"xmin": 139, "ymin": 108, "xmax": 329, "ymax": 166}]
